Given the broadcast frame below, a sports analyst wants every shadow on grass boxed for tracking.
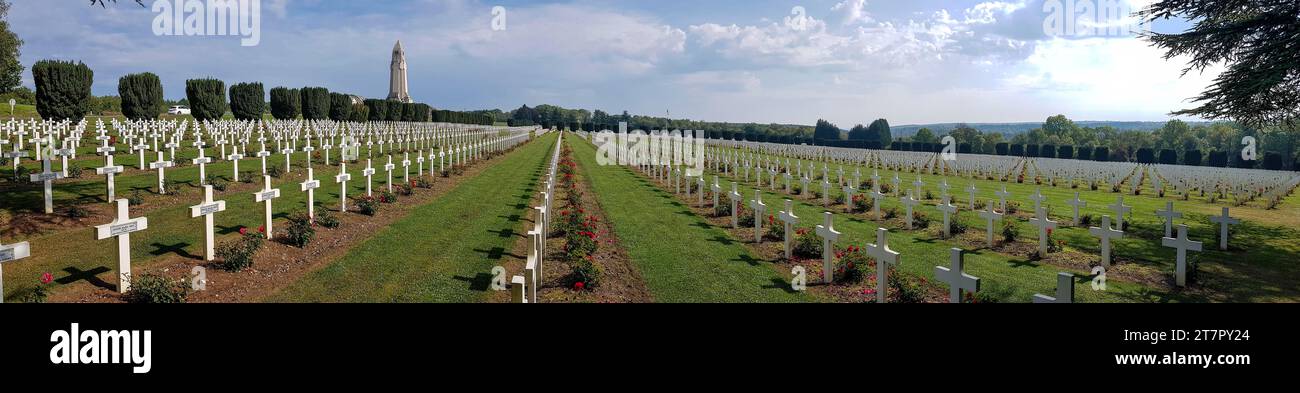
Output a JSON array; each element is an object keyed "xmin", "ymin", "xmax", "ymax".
[
  {"xmin": 56, "ymin": 266, "xmax": 115, "ymax": 290},
  {"xmin": 452, "ymin": 273, "xmax": 492, "ymax": 292}
]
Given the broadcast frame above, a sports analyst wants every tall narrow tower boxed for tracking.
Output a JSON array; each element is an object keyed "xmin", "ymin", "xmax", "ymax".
[{"xmin": 388, "ymin": 40, "xmax": 412, "ymax": 103}]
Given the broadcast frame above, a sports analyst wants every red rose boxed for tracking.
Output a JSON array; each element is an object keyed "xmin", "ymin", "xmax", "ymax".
[
  {"xmin": 239, "ymin": 227, "xmax": 247, "ymax": 235},
  {"xmin": 258, "ymin": 225, "xmax": 266, "ymax": 233},
  {"xmin": 574, "ymin": 282, "xmax": 585, "ymax": 291},
  {"xmin": 40, "ymin": 272, "xmax": 53, "ymax": 285}
]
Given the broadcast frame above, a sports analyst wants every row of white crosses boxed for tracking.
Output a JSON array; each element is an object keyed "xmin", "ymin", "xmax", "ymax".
[
  {"xmin": 512, "ymin": 131, "xmax": 562, "ymax": 303},
  {"xmin": 14, "ymin": 116, "xmax": 531, "ymax": 215}
]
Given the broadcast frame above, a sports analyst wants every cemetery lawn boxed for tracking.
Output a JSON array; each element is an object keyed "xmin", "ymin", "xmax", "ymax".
[
  {"xmin": 711, "ymin": 146, "xmax": 1300, "ymax": 302},
  {"xmin": 569, "ymin": 138, "xmax": 812, "ymax": 302},
  {"xmin": 268, "ymin": 133, "xmax": 559, "ymax": 302}
]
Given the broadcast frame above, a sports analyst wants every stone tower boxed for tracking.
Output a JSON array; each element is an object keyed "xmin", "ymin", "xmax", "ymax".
[{"xmin": 388, "ymin": 40, "xmax": 412, "ymax": 103}]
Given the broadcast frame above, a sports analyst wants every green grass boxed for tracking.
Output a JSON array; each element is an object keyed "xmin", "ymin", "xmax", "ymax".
[
  {"xmin": 709, "ymin": 146, "xmax": 1300, "ymax": 302},
  {"xmin": 267, "ymin": 133, "xmax": 559, "ymax": 303},
  {"xmin": 569, "ymin": 137, "xmax": 811, "ymax": 303}
]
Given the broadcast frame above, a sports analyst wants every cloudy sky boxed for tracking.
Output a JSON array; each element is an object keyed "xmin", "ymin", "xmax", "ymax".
[{"xmin": 9, "ymin": 0, "xmax": 1217, "ymax": 126}]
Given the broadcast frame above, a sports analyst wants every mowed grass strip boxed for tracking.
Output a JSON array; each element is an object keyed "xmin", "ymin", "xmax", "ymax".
[
  {"xmin": 268, "ymin": 133, "xmax": 558, "ymax": 303},
  {"xmin": 569, "ymin": 138, "xmax": 810, "ymax": 303}
]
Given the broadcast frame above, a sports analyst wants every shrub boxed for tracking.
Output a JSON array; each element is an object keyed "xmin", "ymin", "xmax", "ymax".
[
  {"xmin": 64, "ymin": 205, "xmax": 91, "ymax": 219},
  {"xmin": 239, "ymin": 171, "xmax": 256, "ymax": 183},
  {"xmin": 851, "ymin": 193, "xmax": 873, "ymax": 213},
  {"xmin": 228, "ymin": 82, "xmax": 265, "ymax": 121},
  {"xmin": 185, "ymin": 78, "xmax": 226, "ymax": 121},
  {"xmin": 206, "ymin": 175, "xmax": 228, "ymax": 191},
  {"xmin": 328, "ymin": 92, "xmax": 353, "ymax": 121},
  {"xmin": 714, "ymin": 202, "xmax": 732, "ymax": 218},
  {"xmin": 32, "ymin": 60, "xmax": 93, "ymax": 121},
  {"xmin": 911, "ymin": 210, "xmax": 930, "ymax": 229},
  {"xmin": 316, "ymin": 208, "xmax": 340, "ymax": 229},
  {"xmin": 397, "ymin": 182, "xmax": 413, "ymax": 196},
  {"xmin": 118, "ymin": 72, "xmax": 164, "ymax": 120},
  {"xmin": 835, "ymin": 245, "xmax": 867, "ymax": 284},
  {"xmin": 124, "ymin": 273, "xmax": 189, "ymax": 304},
  {"xmin": 571, "ymin": 256, "xmax": 603, "ymax": 289},
  {"xmin": 1001, "ymin": 220, "xmax": 1018, "ymax": 243},
  {"xmin": 792, "ymin": 227, "xmax": 821, "ymax": 258},
  {"xmin": 888, "ymin": 269, "xmax": 927, "ymax": 303},
  {"xmin": 737, "ymin": 207, "xmax": 755, "ymax": 227},
  {"xmin": 380, "ymin": 190, "xmax": 398, "ymax": 204},
  {"xmin": 269, "ymin": 87, "xmax": 301, "ymax": 119},
  {"xmin": 356, "ymin": 196, "xmax": 381, "ymax": 216},
  {"xmin": 216, "ymin": 229, "xmax": 264, "ymax": 272},
  {"xmin": 300, "ymin": 87, "xmax": 330, "ymax": 120},
  {"xmin": 565, "ymin": 228, "xmax": 599, "ymax": 260},
  {"xmin": 284, "ymin": 212, "xmax": 316, "ymax": 248},
  {"xmin": 266, "ymin": 164, "xmax": 284, "ymax": 178},
  {"xmin": 1005, "ymin": 201, "xmax": 1020, "ymax": 215},
  {"xmin": 163, "ymin": 178, "xmax": 185, "ymax": 195},
  {"xmin": 950, "ymin": 216, "xmax": 969, "ymax": 235},
  {"xmin": 415, "ymin": 177, "xmax": 433, "ymax": 189},
  {"xmin": 67, "ymin": 164, "xmax": 83, "ymax": 178},
  {"xmin": 128, "ymin": 190, "xmax": 145, "ymax": 206}
]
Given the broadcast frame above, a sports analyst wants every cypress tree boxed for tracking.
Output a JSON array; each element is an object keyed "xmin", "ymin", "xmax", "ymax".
[
  {"xmin": 228, "ymin": 82, "xmax": 265, "ymax": 121},
  {"xmin": 118, "ymin": 72, "xmax": 163, "ymax": 120},
  {"xmin": 32, "ymin": 60, "xmax": 93, "ymax": 121},
  {"xmin": 269, "ymin": 87, "xmax": 300, "ymax": 119},
  {"xmin": 185, "ymin": 78, "xmax": 226, "ymax": 121}
]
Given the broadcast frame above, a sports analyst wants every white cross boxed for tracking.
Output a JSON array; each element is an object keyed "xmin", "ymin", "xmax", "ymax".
[
  {"xmin": 749, "ymin": 190, "xmax": 767, "ymax": 244},
  {"xmin": 1066, "ymin": 192, "xmax": 1087, "ymax": 226},
  {"xmin": 193, "ymin": 145, "xmax": 212, "ymax": 185},
  {"xmin": 995, "ymin": 186, "xmax": 1010, "ymax": 212},
  {"xmin": 1155, "ymin": 202, "xmax": 1182, "ymax": 238},
  {"xmin": 363, "ymin": 159, "xmax": 377, "ymax": 196},
  {"xmin": 1028, "ymin": 188, "xmax": 1046, "ymax": 212},
  {"xmin": 30, "ymin": 156, "xmax": 65, "ymax": 214},
  {"xmin": 149, "ymin": 151, "xmax": 174, "ymax": 194},
  {"xmin": 95, "ymin": 154, "xmax": 124, "ymax": 201},
  {"xmin": 937, "ymin": 197, "xmax": 958, "ymax": 238},
  {"xmin": 1162, "ymin": 225, "xmax": 1202, "ymax": 287},
  {"xmin": 777, "ymin": 200, "xmax": 799, "ymax": 260},
  {"xmin": 253, "ymin": 175, "xmax": 282, "ymax": 237},
  {"xmin": 710, "ymin": 176, "xmax": 722, "ymax": 208},
  {"xmin": 729, "ymin": 183, "xmax": 743, "ymax": 229},
  {"xmin": 978, "ymin": 204, "xmax": 1003, "ymax": 248},
  {"xmin": 0, "ymin": 239, "xmax": 33, "ymax": 303},
  {"xmin": 1089, "ymin": 216, "xmax": 1124, "ymax": 267},
  {"xmin": 281, "ymin": 145, "xmax": 295, "ymax": 173},
  {"xmin": 900, "ymin": 191, "xmax": 920, "ymax": 230},
  {"xmin": 1207, "ymin": 207, "xmax": 1239, "ymax": 251},
  {"xmin": 866, "ymin": 227, "xmax": 901, "ymax": 303},
  {"xmin": 966, "ymin": 183, "xmax": 978, "ymax": 209},
  {"xmin": 95, "ymin": 199, "xmax": 148, "ymax": 293},
  {"xmin": 301, "ymin": 167, "xmax": 322, "ymax": 220},
  {"xmin": 815, "ymin": 212, "xmax": 841, "ymax": 284},
  {"xmin": 402, "ymin": 152, "xmax": 412, "ymax": 183},
  {"xmin": 912, "ymin": 177, "xmax": 924, "ymax": 197},
  {"xmin": 336, "ymin": 161, "xmax": 352, "ymax": 212},
  {"xmin": 228, "ymin": 148, "xmax": 245, "ymax": 182},
  {"xmin": 1032, "ymin": 272, "xmax": 1075, "ymax": 303},
  {"xmin": 384, "ymin": 155, "xmax": 396, "ymax": 193},
  {"xmin": 935, "ymin": 248, "xmax": 979, "ymax": 303},
  {"xmin": 1108, "ymin": 196, "xmax": 1131, "ymax": 230},
  {"xmin": 189, "ymin": 185, "xmax": 227, "ymax": 261},
  {"xmin": 821, "ymin": 177, "xmax": 831, "ymax": 207},
  {"xmin": 1029, "ymin": 207, "xmax": 1058, "ymax": 256}
]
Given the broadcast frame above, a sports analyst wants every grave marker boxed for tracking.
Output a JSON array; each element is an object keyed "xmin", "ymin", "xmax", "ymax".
[
  {"xmin": 95, "ymin": 199, "xmax": 148, "ymax": 293},
  {"xmin": 867, "ymin": 228, "xmax": 901, "ymax": 303},
  {"xmin": 814, "ymin": 212, "xmax": 841, "ymax": 284},
  {"xmin": 189, "ymin": 185, "xmax": 227, "ymax": 261},
  {"xmin": 934, "ymin": 248, "xmax": 979, "ymax": 303}
]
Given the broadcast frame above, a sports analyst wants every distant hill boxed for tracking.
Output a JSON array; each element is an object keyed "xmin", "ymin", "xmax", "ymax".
[{"xmin": 890, "ymin": 121, "xmax": 1216, "ymax": 138}]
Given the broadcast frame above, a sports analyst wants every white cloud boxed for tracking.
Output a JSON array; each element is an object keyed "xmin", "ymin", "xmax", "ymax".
[{"xmin": 831, "ymin": 0, "xmax": 873, "ymax": 25}]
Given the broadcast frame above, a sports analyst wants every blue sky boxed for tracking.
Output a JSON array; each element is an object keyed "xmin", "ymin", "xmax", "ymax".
[{"xmin": 9, "ymin": 0, "xmax": 1214, "ymax": 126}]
